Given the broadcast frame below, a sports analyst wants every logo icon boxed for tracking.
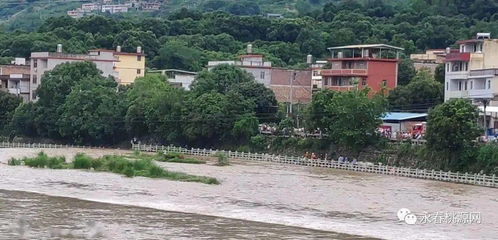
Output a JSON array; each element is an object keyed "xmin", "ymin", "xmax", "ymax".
[{"xmin": 397, "ymin": 208, "xmax": 418, "ymax": 225}]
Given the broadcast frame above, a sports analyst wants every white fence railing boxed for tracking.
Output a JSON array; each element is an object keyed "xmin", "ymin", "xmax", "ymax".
[
  {"xmin": 1, "ymin": 142, "xmax": 496, "ymax": 188},
  {"xmin": 0, "ymin": 142, "xmax": 105, "ymax": 150},
  {"xmin": 132, "ymin": 144, "xmax": 497, "ymax": 188}
]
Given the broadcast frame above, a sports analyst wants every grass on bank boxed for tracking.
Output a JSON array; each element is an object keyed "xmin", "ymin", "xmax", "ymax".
[
  {"xmin": 127, "ymin": 151, "xmax": 207, "ymax": 164},
  {"xmin": 8, "ymin": 152, "xmax": 219, "ymax": 185}
]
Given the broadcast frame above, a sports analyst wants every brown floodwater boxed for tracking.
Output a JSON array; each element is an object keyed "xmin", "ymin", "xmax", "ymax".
[
  {"xmin": 0, "ymin": 148, "xmax": 497, "ymax": 240},
  {"xmin": 0, "ymin": 190, "xmax": 369, "ymax": 239}
]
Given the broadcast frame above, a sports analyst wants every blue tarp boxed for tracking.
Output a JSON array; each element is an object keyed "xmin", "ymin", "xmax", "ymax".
[{"xmin": 382, "ymin": 112, "xmax": 428, "ymax": 121}]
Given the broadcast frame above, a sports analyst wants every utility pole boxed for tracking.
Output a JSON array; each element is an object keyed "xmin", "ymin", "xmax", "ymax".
[
  {"xmin": 288, "ymin": 70, "xmax": 296, "ymax": 117},
  {"xmin": 477, "ymin": 98, "xmax": 491, "ymax": 137}
]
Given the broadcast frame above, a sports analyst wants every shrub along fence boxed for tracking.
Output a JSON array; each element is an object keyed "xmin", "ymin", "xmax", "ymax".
[
  {"xmin": 131, "ymin": 144, "xmax": 497, "ymax": 188},
  {"xmin": 1, "ymin": 141, "xmax": 496, "ymax": 188}
]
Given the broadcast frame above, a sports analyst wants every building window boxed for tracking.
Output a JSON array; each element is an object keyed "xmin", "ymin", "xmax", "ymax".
[
  {"xmin": 488, "ymin": 80, "xmax": 491, "ymax": 89},
  {"xmin": 470, "ymin": 81, "xmax": 473, "ymax": 90},
  {"xmin": 137, "ymin": 55, "xmax": 142, "ymax": 61},
  {"xmin": 32, "ymin": 90, "xmax": 37, "ymax": 100},
  {"xmin": 32, "ymin": 75, "xmax": 37, "ymax": 84},
  {"xmin": 260, "ymin": 71, "xmax": 265, "ymax": 79},
  {"xmin": 33, "ymin": 59, "xmax": 37, "ymax": 68},
  {"xmin": 312, "ymin": 71, "xmax": 319, "ymax": 76},
  {"xmin": 382, "ymin": 80, "xmax": 387, "ymax": 87},
  {"xmin": 459, "ymin": 81, "xmax": 462, "ymax": 91},
  {"xmin": 446, "ymin": 63, "xmax": 449, "ymax": 72},
  {"xmin": 446, "ymin": 82, "xmax": 449, "ymax": 90},
  {"xmin": 362, "ymin": 78, "xmax": 367, "ymax": 86},
  {"xmin": 137, "ymin": 69, "xmax": 141, "ymax": 74}
]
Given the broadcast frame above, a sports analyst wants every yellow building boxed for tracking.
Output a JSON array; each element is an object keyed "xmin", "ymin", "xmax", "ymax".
[
  {"xmin": 114, "ymin": 48, "xmax": 145, "ymax": 85},
  {"xmin": 88, "ymin": 47, "xmax": 145, "ymax": 85}
]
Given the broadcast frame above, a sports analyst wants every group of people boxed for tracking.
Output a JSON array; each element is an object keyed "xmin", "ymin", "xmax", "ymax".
[
  {"xmin": 337, "ymin": 155, "xmax": 358, "ymax": 165},
  {"xmin": 303, "ymin": 152, "xmax": 358, "ymax": 165}
]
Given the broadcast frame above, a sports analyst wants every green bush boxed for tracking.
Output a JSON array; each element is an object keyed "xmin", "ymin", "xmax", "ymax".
[
  {"xmin": 148, "ymin": 165, "xmax": 166, "ymax": 178},
  {"xmin": 8, "ymin": 158, "xmax": 22, "ymax": 166},
  {"xmin": 24, "ymin": 152, "xmax": 49, "ymax": 168},
  {"xmin": 474, "ymin": 144, "xmax": 498, "ymax": 175},
  {"xmin": 124, "ymin": 166, "xmax": 135, "ymax": 178},
  {"xmin": 73, "ymin": 153, "xmax": 92, "ymax": 169},
  {"xmin": 47, "ymin": 156, "xmax": 66, "ymax": 169},
  {"xmin": 214, "ymin": 152, "xmax": 229, "ymax": 166},
  {"xmin": 164, "ymin": 152, "xmax": 184, "ymax": 159},
  {"xmin": 166, "ymin": 158, "xmax": 205, "ymax": 164}
]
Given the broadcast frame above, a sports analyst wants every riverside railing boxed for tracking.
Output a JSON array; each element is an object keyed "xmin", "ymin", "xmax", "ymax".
[
  {"xmin": 131, "ymin": 143, "xmax": 497, "ymax": 188},
  {"xmin": 1, "ymin": 141, "xmax": 496, "ymax": 188},
  {"xmin": 0, "ymin": 142, "xmax": 105, "ymax": 149}
]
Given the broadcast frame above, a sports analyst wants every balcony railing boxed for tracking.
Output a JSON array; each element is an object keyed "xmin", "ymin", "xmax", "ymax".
[
  {"xmin": 321, "ymin": 69, "xmax": 368, "ymax": 76},
  {"xmin": 324, "ymin": 86, "xmax": 357, "ymax": 91}
]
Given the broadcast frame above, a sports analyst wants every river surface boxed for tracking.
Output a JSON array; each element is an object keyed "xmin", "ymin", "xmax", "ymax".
[{"xmin": 0, "ymin": 148, "xmax": 497, "ymax": 240}]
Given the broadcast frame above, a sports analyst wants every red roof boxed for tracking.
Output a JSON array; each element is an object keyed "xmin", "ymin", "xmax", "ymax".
[
  {"xmin": 239, "ymin": 54, "xmax": 264, "ymax": 58},
  {"xmin": 445, "ymin": 52, "xmax": 470, "ymax": 62},
  {"xmin": 456, "ymin": 39, "xmax": 482, "ymax": 44}
]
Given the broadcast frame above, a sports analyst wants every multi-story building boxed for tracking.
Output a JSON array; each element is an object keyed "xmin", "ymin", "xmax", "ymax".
[
  {"xmin": 410, "ymin": 49, "xmax": 448, "ymax": 72},
  {"xmin": 444, "ymin": 33, "xmax": 498, "ymax": 102},
  {"xmin": 311, "ymin": 60, "xmax": 327, "ymax": 93},
  {"xmin": 142, "ymin": 2, "xmax": 161, "ymax": 11},
  {"xmin": 149, "ymin": 69, "xmax": 197, "ymax": 90},
  {"xmin": 29, "ymin": 45, "xmax": 145, "ymax": 101},
  {"xmin": 321, "ymin": 44, "xmax": 403, "ymax": 94},
  {"xmin": 207, "ymin": 45, "xmax": 312, "ymax": 103},
  {"xmin": 0, "ymin": 58, "xmax": 31, "ymax": 102},
  {"xmin": 106, "ymin": 46, "xmax": 145, "ymax": 85},
  {"xmin": 81, "ymin": 3, "xmax": 101, "ymax": 12},
  {"xmin": 444, "ymin": 33, "xmax": 498, "ymax": 133},
  {"xmin": 208, "ymin": 55, "xmax": 273, "ymax": 86},
  {"xmin": 270, "ymin": 69, "xmax": 312, "ymax": 103},
  {"xmin": 67, "ymin": 9, "xmax": 84, "ymax": 18},
  {"xmin": 101, "ymin": 4, "xmax": 129, "ymax": 14}
]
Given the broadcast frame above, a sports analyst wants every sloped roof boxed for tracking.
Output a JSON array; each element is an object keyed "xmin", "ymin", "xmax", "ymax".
[{"xmin": 382, "ymin": 112, "xmax": 428, "ymax": 121}]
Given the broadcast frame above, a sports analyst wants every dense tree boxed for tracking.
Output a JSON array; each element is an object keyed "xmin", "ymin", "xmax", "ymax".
[
  {"xmin": 125, "ymin": 75, "xmax": 185, "ymax": 142},
  {"xmin": 388, "ymin": 69, "xmax": 444, "ymax": 112},
  {"xmin": 152, "ymin": 40, "xmax": 204, "ymax": 71},
  {"xmin": 57, "ymin": 79, "xmax": 128, "ymax": 144},
  {"xmin": 434, "ymin": 63, "xmax": 445, "ymax": 84},
  {"xmin": 397, "ymin": 59, "xmax": 417, "ymax": 86},
  {"xmin": 306, "ymin": 89, "xmax": 387, "ymax": 153},
  {"xmin": 192, "ymin": 64, "xmax": 278, "ymax": 121},
  {"xmin": 426, "ymin": 99, "xmax": 481, "ymax": 153},
  {"xmin": 9, "ymin": 103, "xmax": 39, "ymax": 138},
  {"xmin": 35, "ymin": 62, "xmax": 113, "ymax": 138},
  {"xmin": 0, "ymin": 91, "xmax": 22, "ymax": 134}
]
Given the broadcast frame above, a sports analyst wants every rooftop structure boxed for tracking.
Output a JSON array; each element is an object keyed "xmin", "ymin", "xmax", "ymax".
[
  {"xmin": 410, "ymin": 49, "xmax": 449, "ymax": 72},
  {"xmin": 320, "ymin": 44, "xmax": 403, "ymax": 94}
]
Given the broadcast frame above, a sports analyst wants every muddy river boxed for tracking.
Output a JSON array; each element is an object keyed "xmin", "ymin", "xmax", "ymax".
[{"xmin": 0, "ymin": 148, "xmax": 497, "ymax": 239}]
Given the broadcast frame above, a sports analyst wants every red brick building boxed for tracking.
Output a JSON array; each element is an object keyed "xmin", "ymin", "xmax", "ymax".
[
  {"xmin": 320, "ymin": 44, "xmax": 403, "ymax": 94},
  {"xmin": 270, "ymin": 68, "xmax": 312, "ymax": 103}
]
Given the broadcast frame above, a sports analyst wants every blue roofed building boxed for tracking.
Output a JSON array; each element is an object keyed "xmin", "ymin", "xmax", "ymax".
[{"xmin": 380, "ymin": 112, "xmax": 428, "ymax": 139}]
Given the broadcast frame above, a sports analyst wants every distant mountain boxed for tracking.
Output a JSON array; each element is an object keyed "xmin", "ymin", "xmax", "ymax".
[{"xmin": 0, "ymin": 0, "xmax": 332, "ymax": 30}]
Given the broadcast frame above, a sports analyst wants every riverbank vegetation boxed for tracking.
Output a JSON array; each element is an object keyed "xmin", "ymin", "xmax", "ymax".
[
  {"xmin": 1, "ymin": 1, "xmax": 497, "ymax": 174},
  {"xmin": 8, "ymin": 152, "xmax": 219, "ymax": 185}
]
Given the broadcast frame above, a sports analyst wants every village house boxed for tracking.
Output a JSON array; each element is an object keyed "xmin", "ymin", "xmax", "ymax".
[
  {"xmin": 0, "ymin": 58, "xmax": 31, "ymax": 102},
  {"xmin": 320, "ymin": 44, "xmax": 403, "ymax": 95},
  {"xmin": 29, "ymin": 45, "xmax": 145, "ymax": 101}
]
